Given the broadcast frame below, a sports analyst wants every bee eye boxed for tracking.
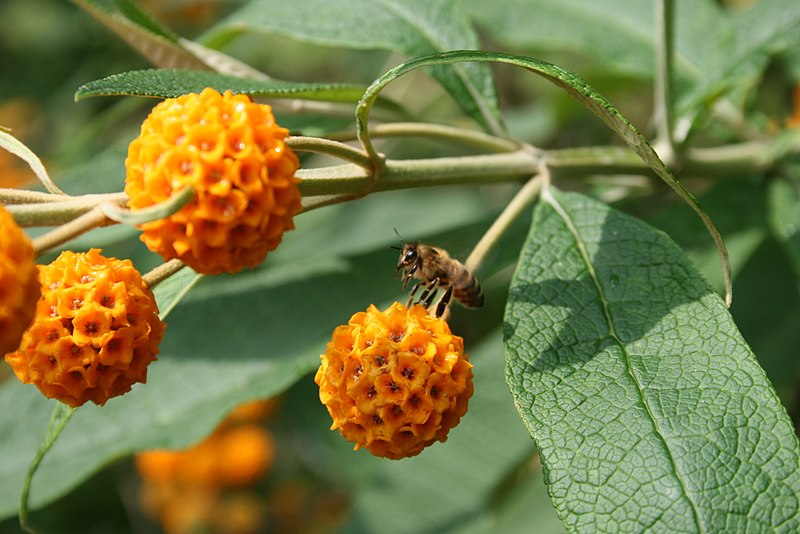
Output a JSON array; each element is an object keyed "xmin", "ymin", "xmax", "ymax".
[{"xmin": 404, "ymin": 249, "xmax": 417, "ymax": 262}]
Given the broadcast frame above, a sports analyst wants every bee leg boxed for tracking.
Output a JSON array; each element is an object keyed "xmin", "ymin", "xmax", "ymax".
[
  {"xmin": 401, "ymin": 271, "xmax": 414, "ymax": 290},
  {"xmin": 417, "ymin": 280, "xmax": 439, "ymax": 307},
  {"xmin": 434, "ymin": 286, "xmax": 454, "ymax": 318},
  {"xmin": 406, "ymin": 282, "xmax": 422, "ymax": 307}
]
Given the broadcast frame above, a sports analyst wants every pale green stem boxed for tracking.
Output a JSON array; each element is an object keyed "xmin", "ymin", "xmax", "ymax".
[
  {"xmin": 286, "ymin": 136, "xmax": 372, "ymax": 169},
  {"xmin": 297, "ymin": 149, "xmax": 539, "ymax": 196},
  {"xmin": 142, "ymin": 259, "xmax": 186, "ymax": 288},
  {"xmin": 7, "ymin": 193, "xmax": 127, "ymax": 227},
  {"xmin": 295, "ymin": 136, "xmax": 796, "ymax": 201},
  {"xmin": 465, "ymin": 174, "xmax": 544, "ymax": 274},
  {"xmin": 32, "ymin": 205, "xmax": 112, "ymax": 257},
  {"xmin": 0, "ymin": 188, "xmax": 70, "ymax": 204},
  {"xmin": 301, "ymin": 193, "xmax": 363, "ymax": 212},
  {"xmin": 654, "ymin": 0, "xmax": 677, "ymax": 165},
  {"xmin": 327, "ymin": 122, "xmax": 521, "ymax": 153}
]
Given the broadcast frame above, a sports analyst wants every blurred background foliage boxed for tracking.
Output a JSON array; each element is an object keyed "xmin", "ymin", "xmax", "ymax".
[{"xmin": 0, "ymin": 0, "xmax": 798, "ymax": 532}]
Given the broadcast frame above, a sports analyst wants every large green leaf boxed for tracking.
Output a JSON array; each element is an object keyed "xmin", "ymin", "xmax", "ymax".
[
  {"xmin": 75, "ymin": 69, "xmax": 366, "ymax": 102},
  {"xmin": 202, "ymin": 0, "xmax": 503, "ymax": 133},
  {"xmin": 677, "ymin": 0, "xmax": 800, "ymax": 115},
  {"xmin": 462, "ymin": 0, "xmax": 722, "ymax": 83},
  {"xmin": 463, "ymin": 0, "xmax": 800, "ymax": 128},
  {"xmin": 71, "ymin": 0, "xmax": 208, "ymax": 70},
  {"xmin": 769, "ymin": 177, "xmax": 800, "ymax": 286},
  {"xmin": 504, "ymin": 187, "xmax": 800, "ymax": 531},
  {"xmin": 0, "ymin": 186, "xmax": 493, "ymax": 519},
  {"xmin": 463, "ymin": 0, "xmax": 658, "ymax": 78}
]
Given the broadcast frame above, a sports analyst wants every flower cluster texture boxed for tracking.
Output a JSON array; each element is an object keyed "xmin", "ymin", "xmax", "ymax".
[
  {"xmin": 5, "ymin": 248, "xmax": 165, "ymax": 407},
  {"xmin": 315, "ymin": 302, "xmax": 473, "ymax": 459},
  {"xmin": 124, "ymin": 88, "xmax": 301, "ymax": 274},
  {"xmin": 0, "ymin": 204, "xmax": 39, "ymax": 355}
]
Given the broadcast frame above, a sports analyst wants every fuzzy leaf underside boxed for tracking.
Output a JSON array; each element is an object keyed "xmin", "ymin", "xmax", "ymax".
[{"xmin": 504, "ymin": 188, "xmax": 800, "ymax": 532}]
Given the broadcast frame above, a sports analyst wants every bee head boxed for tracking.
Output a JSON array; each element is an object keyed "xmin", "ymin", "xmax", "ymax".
[{"xmin": 394, "ymin": 242, "xmax": 419, "ymax": 278}]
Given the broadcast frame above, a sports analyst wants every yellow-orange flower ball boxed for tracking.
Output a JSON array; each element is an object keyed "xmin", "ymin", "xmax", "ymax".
[
  {"xmin": 0, "ymin": 204, "xmax": 39, "ymax": 355},
  {"xmin": 5, "ymin": 249, "xmax": 166, "ymax": 407},
  {"xmin": 315, "ymin": 302, "xmax": 473, "ymax": 459},
  {"xmin": 124, "ymin": 88, "xmax": 301, "ymax": 275}
]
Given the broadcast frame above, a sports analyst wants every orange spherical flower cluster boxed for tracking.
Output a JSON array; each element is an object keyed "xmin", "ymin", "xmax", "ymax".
[
  {"xmin": 137, "ymin": 425, "xmax": 275, "ymax": 489},
  {"xmin": 4, "ymin": 249, "xmax": 165, "ymax": 407},
  {"xmin": 315, "ymin": 302, "xmax": 474, "ymax": 459},
  {"xmin": 136, "ymin": 400, "xmax": 277, "ymax": 534},
  {"xmin": 124, "ymin": 87, "xmax": 301, "ymax": 275},
  {"xmin": 0, "ymin": 205, "xmax": 39, "ymax": 355}
]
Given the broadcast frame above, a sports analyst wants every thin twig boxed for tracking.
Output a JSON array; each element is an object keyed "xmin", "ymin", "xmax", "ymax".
[
  {"xmin": 465, "ymin": 174, "xmax": 544, "ymax": 274},
  {"xmin": 286, "ymin": 136, "xmax": 372, "ymax": 169},
  {"xmin": 327, "ymin": 122, "xmax": 521, "ymax": 153},
  {"xmin": 300, "ymin": 193, "xmax": 362, "ymax": 212},
  {"xmin": 654, "ymin": 0, "xmax": 677, "ymax": 166},
  {"xmin": 32, "ymin": 205, "xmax": 113, "ymax": 257},
  {"xmin": 7, "ymin": 193, "xmax": 127, "ymax": 227},
  {"xmin": 0, "ymin": 188, "xmax": 70, "ymax": 204},
  {"xmin": 142, "ymin": 259, "xmax": 186, "ymax": 289}
]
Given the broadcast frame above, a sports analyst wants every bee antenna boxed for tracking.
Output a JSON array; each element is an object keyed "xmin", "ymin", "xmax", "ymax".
[{"xmin": 393, "ymin": 227, "xmax": 404, "ymax": 244}]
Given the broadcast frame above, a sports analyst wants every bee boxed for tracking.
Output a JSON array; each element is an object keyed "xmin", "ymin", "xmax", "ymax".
[{"xmin": 393, "ymin": 233, "xmax": 483, "ymax": 318}]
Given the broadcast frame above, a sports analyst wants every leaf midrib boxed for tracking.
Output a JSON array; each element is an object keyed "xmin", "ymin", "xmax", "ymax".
[{"xmin": 541, "ymin": 187, "xmax": 705, "ymax": 532}]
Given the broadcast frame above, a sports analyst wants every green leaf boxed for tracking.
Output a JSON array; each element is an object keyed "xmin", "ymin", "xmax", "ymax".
[
  {"xmin": 769, "ymin": 177, "xmax": 800, "ymax": 285},
  {"xmin": 151, "ymin": 267, "xmax": 202, "ymax": 320},
  {"xmin": 0, "ymin": 129, "xmax": 64, "ymax": 195},
  {"xmin": 677, "ymin": 0, "xmax": 800, "ymax": 117},
  {"xmin": 108, "ymin": 0, "xmax": 179, "ymax": 42},
  {"xmin": 75, "ymin": 69, "xmax": 366, "ymax": 102},
  {"xmin": 71, "ymin": 0, "xmax": 208, "ymax": 70},
  {"xmin": 463, "ymin": 0, "xmax": 658, "ymax": 78},
  {"xmin": 648, "ymin": 178, "xmax": 768, "ymax": 293},
  {"xmin": 504, "ymin": 187, "xmax": 800, "ymax": 532},
  {"xmin": 462, "ymin": 0, "xmax": 723, "ymax": 83},
  {"xmin": 356, "ymin": 50, "xmax": 731, "ymax": 304},
  {"xmin": 203, "ymin": 0, "xmax": 503, "ymax": 133},
  {"xmin": 74, "ymin": 0, "xmax": 275, "ymax": 79},
  {"xmin": 463, "ymin": 0, "xmax": 800, "ymax": 130}
]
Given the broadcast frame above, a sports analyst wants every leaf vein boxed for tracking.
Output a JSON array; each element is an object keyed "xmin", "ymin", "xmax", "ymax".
[{"xmin": 541, "ymin": 186, "xmax": 706, "ymax": 532}]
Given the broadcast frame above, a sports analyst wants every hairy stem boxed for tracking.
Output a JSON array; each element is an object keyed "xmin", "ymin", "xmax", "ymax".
[
  {"xmin": 328, "ymin": 122, "xmax": 521, "ymax": 153},
  {"xmin": 6, "ymin": 193, "xmax": 127, "ymax": 227},
  {"xmin": 287, "ymin": 136, "xmax": 372, "ymax": 168},
  {"xmin": 32, "ymin": 206, "xmax": 113, "ymax": 256},
  {"xmin": 142, "ymin": 259, "xmax": 186, "ymax": 289}
]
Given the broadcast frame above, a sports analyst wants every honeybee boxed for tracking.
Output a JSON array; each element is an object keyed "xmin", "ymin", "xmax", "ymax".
[{"xmin": 393, "ymin": 234, "xmax": 484, "ymax": 318}]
